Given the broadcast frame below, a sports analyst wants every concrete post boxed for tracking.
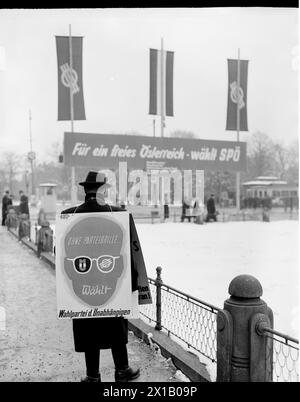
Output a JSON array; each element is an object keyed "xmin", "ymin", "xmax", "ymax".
[{"xmin": 217, "ymin": 274, "xmax": 273, "ymax": 382}]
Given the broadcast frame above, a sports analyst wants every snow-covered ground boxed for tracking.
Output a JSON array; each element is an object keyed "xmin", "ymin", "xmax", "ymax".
[{"xmin": 136, "ymin": 220, "xmax": 298, "ymax": 338}]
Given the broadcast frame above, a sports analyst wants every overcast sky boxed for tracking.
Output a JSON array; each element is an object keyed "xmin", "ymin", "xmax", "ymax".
[{"xmin": 0, "ymin": 8, "xmax": 298, "ymax": 162}]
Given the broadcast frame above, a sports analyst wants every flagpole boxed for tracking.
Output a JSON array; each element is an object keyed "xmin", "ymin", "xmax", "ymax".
[
  {"xmin": 236, "ymin": 48, "xmax": 241, "ymax": 211},
  {"xmin": 69, "ymin": 24, "xmax": 76, "ymax": 204},
  {"xmin": 160, "ymin": 37, "xmax": 164, "ymax": 138}
]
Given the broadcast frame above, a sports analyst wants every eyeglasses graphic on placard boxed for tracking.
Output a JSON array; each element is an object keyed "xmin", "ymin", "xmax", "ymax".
[{"xmin": 66, "ymin": 255, "xmax": 120, "ymax": 274}]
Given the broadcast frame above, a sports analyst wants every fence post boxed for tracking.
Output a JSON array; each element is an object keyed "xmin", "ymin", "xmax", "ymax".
[
  {"xmin": 35, "ymin": 223, "xmax": 38, "ymax": 245},
  {"xmin": 217, "ymin": 274, "xmax": 273, "ymax": 382},
  {"xmin": 27, "ymin": 220, "xmax": 31, "ymax": 241},
  {"xmin": 37, "ymin": 226, "xmax": 42, "ymax": 258},
  {"xmin": 18, "ymin": 218, "xmax": 24, "ymax": 241},
  {"xmin": 155, "ymin": 266, "xmax": 163, "ymax": 331}
]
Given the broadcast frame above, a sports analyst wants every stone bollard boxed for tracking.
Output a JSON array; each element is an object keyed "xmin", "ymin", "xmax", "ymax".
[
  {"xmin": 6, "ymin": 208, "xmax": 18, "ymax": 230},
  {"xmin": 217, "ymin": 275, "xmax": 273, "ymax": 382},
  {"xmin": 37, "ymin": 221, "xmax": 53, "ymax": 257},
  {"xmin": 18, "ymin": 213, "xmax": 30, "ymax": 241}
]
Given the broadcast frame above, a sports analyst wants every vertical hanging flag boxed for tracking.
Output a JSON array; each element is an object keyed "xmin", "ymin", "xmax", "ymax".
[
  {"xmin": 226, "ymin": 59, "xmax": 249, "ymax": 131},
  {"xmin": 149, "ymin": 48, "xmax": 174, "ymax": 117},
  {"xmin": 56, "ymin": 36, "xmax": 86, "ymax": 121}
]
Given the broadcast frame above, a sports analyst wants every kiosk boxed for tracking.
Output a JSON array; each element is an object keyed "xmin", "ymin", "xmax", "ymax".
[{"xmin": 38, "ymin": 183, "xmax": 57, "ymax": 220}]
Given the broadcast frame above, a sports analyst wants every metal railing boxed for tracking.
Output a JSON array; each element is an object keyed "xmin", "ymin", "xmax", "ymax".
[
  {"xmin": 169, "ymin": 208, "xmax": 298, "ymax": 223},
  {"xmin": 7, "ymin": 213, "xmax": 54, "ymax": 255},
  {"xmin": 263, "ymin": 327, "xmax": 299, "ymax": 382},
  {"xmin": 220, "ymin": 209, "xmax": 299, "ymax": 223},
  {"xmin": 139, "ymin": 268, "xmax": 221, "ymax": 363},
  {"xmin": 140, "ymin": 268, "xmax": 299, "ymax": 382},
  {"xmin": 6, "ymin": 211, "xmax": 31, "ymax": 241}
]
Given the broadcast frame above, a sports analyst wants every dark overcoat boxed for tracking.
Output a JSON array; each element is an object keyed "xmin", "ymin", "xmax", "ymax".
[
  {"xmin": 207, "ymin": 197, "xmax": 216, "ymax": 214},
  {"xmin": 2, "ymin": 195, "xmax": 12, "ymax": 213},
  {"xmin": 181, "ymin": 202, "xmax": 189, "ymax": 216},
  {"xmin": 19, "ymin": 194, "xmax": 30, "ymax": 215},
  {"xmin": 61, "ymin": 196, "xmax": 139, "ymax": 352}
]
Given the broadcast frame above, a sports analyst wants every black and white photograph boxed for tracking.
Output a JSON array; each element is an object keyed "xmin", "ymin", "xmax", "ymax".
[{"xmin": 0, "ymin": 6, "xmax": 298, "ymax": 387}]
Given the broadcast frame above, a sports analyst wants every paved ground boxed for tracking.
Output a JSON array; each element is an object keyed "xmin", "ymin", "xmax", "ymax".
[{"xmin": 0, "ymin": 226, "xmax": 182, "ymax": 382}]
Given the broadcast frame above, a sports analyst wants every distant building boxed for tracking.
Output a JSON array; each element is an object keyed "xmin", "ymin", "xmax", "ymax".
[{"xmin": 242, "ymin": 176, "xmax": 298, "ymax": 204}]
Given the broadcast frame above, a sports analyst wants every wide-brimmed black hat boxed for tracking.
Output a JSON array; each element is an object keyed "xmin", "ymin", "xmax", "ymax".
[{"xmin": 79, "ymin": 171, "xmax": 111, "ymax": 188}]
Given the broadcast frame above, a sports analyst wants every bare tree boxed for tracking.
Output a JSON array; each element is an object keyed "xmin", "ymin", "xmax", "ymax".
[
  {"xmin": 0, "ymin": 165, "xmax": 7, "ymax": 195},
  {"xmin": 285, "ymin": 139, "xmax": 299, "ymax": 183},
  {"xmin": 169, "ymin": 130, "xmax": 196, "ymax": 139},
  {"xmin": 247, "ymin": 131, "xmax": 276, "ymax": 178},
  {"xmin": 273, "ymin": 143, "xmax": 289, "ymax": 180},
  {"xmin": 123, "ymin": 130, "xmax": 147, "ymax": 136},
  {"xmin": 2, "ymin": 152, "xmax": 22, "ymax": 195}
]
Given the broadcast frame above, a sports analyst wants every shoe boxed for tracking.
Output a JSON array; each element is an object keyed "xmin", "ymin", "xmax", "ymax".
[
  {"xmin": 81, "ymin": 374, "xmax": 101, "ymax": 382},
  {"xmin": 115, "ymin": 367, "xmax": 140, "ymax": 382}
]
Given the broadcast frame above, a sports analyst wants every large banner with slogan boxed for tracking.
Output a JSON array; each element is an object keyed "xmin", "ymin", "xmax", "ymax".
[
  {"xmin": 226, "ymin": 59, "xmax": 249, "ymax": 131},
  {"xmin": 56, "ymin": 211, "xmax": 139, "ymax": 319},
  {"xmin": 149, "ymin": 48, "xmax": 174, "ymax": 116},
  {"xmin": 55, "ymin": 36, "xmax": 86, "ymax": 121},
  {"xmin": 64, "ymin": 132, "xmax": 247, "ymax": 172}
]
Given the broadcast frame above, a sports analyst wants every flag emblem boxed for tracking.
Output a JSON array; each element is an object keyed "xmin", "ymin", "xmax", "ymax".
[
  {"xmin": 230, "ymin": 81, "xmax": 245, "ymax": 109},
  {"xmin": 60, "ymin": 63, "xmax": 80, "ymax": 95}
]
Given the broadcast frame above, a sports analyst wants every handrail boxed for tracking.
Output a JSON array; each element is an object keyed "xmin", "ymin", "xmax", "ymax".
[
  {"xmin": 148, "ymin": 276, "xmax": 222, "ymax": 313},
  {"xmin": 261, "ymin": 326, "xmax": 299, "ymax": 345}
]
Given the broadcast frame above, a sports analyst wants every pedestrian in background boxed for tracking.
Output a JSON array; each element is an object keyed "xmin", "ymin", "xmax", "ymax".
[
  {"xmin": 193, "ymin": 199, "xmax": 204, "ymax": 224},
  {"xmin": 19, "ymin": 190, "xmax": 30, "ymax": 218},
  {"xmin": 181, "ymin": 199, "xmax": 190, "ymax": 222},
  {"xmin": 61, "ymin": 171, "xmax": 140, "ymax": 383},
  {"xmin": 205, "ymin": 194, "xmax": 217, "ymax": 222},
  {"xmin": 2, "ymin": 190, "xmax": 12, "ymax": 226},
  {"xmin": 163, "ymin": 195, "xmax": 169, "ymax": 221}
]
